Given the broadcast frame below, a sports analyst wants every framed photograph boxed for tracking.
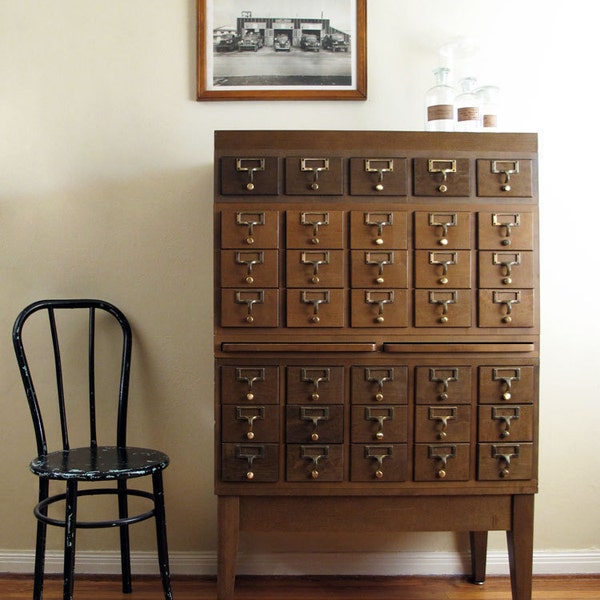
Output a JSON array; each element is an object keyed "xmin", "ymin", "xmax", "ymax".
[{"xmin": 197, "ymin": 0, "xmax": 367, "ymax": 101}]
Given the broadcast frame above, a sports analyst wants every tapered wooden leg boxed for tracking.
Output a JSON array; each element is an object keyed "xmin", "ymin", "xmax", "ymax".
[
  {"xmin": 218, "ymin": 496, "xmax": 240, "ymax": 600},
  {"xmin": 469, "ymin": 531, "xmax": 488, "ymax": 584},
  {"xmin": 507, "ymin": 494, "xmax": 534, "ymax": 600}
]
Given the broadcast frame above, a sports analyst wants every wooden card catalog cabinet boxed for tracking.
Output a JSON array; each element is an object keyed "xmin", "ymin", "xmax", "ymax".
[{"xmin": 214, "ymin": 131, "xmax": 539, "ymax": 600}]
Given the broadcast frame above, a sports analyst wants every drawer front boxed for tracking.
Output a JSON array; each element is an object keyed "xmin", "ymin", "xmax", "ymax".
[
  {"xmin": 478, "ymin": 250, "xmax": 535, "ymax": 289},
  {"xmin": 350, "ymin": 444, "xmax": 408, "ymax": 482},
  {"xmin": 477, "ymin": 442, "xmax": 533, "ymax": 480},
  {"xmin": 415, "ymin": 405, "xmax": 471, "ymax": 443},
  {"xmin": 478, "ymin": 405, "xmax": 534, "ymax": 442},
  {"xmin": 414, "ymin": 289, "xmax": 472, "ymax": 327},
  {"xmin": 221, "ymin": 249, "xmax": 279, "ymax": 288},
  {"xmin": 414, "ymin": 250, "xmax": 472, "ymax": 288},
  {"xmin": 220, "ymin": 156, "xmax": 280, "ymax": 195},
  {"xmin": 286, "ymin": 405, "xmax": 344, "ymax": 443},
  {"xmin": 286, "ymin": 210, "xmax": 344, "ymax": 248},
  {"xmin": 477, "ymin": 212, "xmax": 534, "ymax": 250},
  {"xmin": 351, "ymin": 405, "xmax": 408, "ymax": 443},
  {"xmin": 351, "ymin": 289, "xmax": 408, "ymax": 328},
  {"xmin": 286, "ymin": 288, "xmax": 345, "ymax": 327},
  {"xmin": 479, "ymin": 366, "xmax": 535, "ymax": 404},
  {"xmin": 416, "ymin": 366, "xmax": 472, "ymax": 405},
  {"xmin": 476, "ymin": 159, "xmax": 533, "ymax": 198},
  {"xmin": 220, "ymin": 366, "xmax": 279, "ymax": 404},
  {"xmin": 286, "ymin": 444, "xmax": 344, "ymax": 481},
  {"xmin": 351, "ymin": 365, "xmax": 408, "ymax": 404},
  {"xmin": 414, "ymin": 211, "xmax": 472, "ymax": 249},
  {"xmin": 221, "ymin": 405, "xmax": 280, "ymax": 443},
  {"xmin": 414, "ymin": 443, "xmax": 471, "ymax": 481},
  {"xmin": 349, "ymin": 158, "xmax": 408, "ymax": 196},
  {"xmin": 221, "ymin": 443, "xmax": 279, "ymax": 482},
  {"xmin": 413, "ymin": 158, "xmax": 471, "ymax": 197},
  {"xmin": 350, "ymin": 210, "xmax": 408, "ymax": 248},
  {"xmin": 286, "ymin": 249, "xmax": 345, "ymax": 288},
  {"xmin": 351, "ymin": 250, "xmax": 408, "ymax": 288},
  {"xmin": 220, "ymin": 209, "xmax": 279, "ymax": 249},
  {"xmin": 478, "ymin": 289, "xmax": 534, "ymax": 328},
  {"xmin": 287, "ymin": 366, "xmax": 344, "ymax": 404},
  {"xmin": 220, "ymin": 289, "xmax": 279, "ymax": 327},
  {"xmin": 285, "ymin": 157, "xmax": 344, "ymax": 195}
]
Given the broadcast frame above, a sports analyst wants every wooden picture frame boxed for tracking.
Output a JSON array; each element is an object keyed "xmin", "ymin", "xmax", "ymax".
[{"xmin": 197, "ymin": 0, "xmax": 367, "ymax": 101}]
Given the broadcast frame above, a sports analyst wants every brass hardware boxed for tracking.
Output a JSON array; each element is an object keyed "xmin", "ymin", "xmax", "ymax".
[
  {"xmin": 493, "ymin": 290, "xmax": 521, "ymax": 323},
  {"xmin": 364, "ymin": 368, "xmax": 394, "ymax": 402},
  {"xmin": 301, "ymin": 251, "xmax": 330, "ymax": 284},
  {"xmin": 236, "ymin": 406, "xmax": 265, "ymax": 440},
  {"xmin": 492, "ymin": 368, "xmax": 521, "ymax": 401},
  {"xmin": 236, "ymin": 211, "xmax": 266, "ymax": 245},
  {"xmin": 365, "ymin": 445, "xmax": 394, "ymax": 479},
  {"xmin": 365, "ymin": 251, "xmax": 394, "ymax": 284},
  {"xmin": 491, "ymin": 160, "xmax": 520, "ymax": 192},
  {"xmin": 428, "ymin": 290, "xmax": 457, "ymax": 324},
  {"xmin": 234, "ymin": 290, "xmax": 265, "ymax": 323},
  {"xmin": 235, "ymin": 444, "xmax": 265, "ymax": 480},
  {"xmin": 365, "ymin": 290, "xmax": 395, "ymax": 323},
  {"xmin": 428, "ymin": 251, "xmax": 457, "ymax": 285},
  {"xmin": 492, "ymin": 252, "xmax": 521, "ymax": 285},
  {"xmin": 301, "ymin": 158, "xmax": 330, "ymax": 190},
  {"xmin": 492, "ymin": 213, "xmax": 520, "ymax": 246},
  {"xmin": 428, "ymin": 213, "xmax": 457, "ymax": 246},
  {"xmin": 301, "ymin": 290, "xmax": 330, "ymax": 323},
  {"xmin": 235, "ymin": 251, "xmax": 264, "ymax": 284},
  {"xmin": 428, "ymin": 406, "xmax": 457, "ymax": 440},
  {"xmin": 235, "ymin": 368, "xmax": 265, "ymax": 401},
  {"xmin": 365, "ymin": 406, "xmax": 394, "ymax": 440},
  {"xmin": 300, "ymin": 212, "xmax": 330, "ymax": 244},
  {"xmin": 428, "ymin": 445, "xmax": 456, "ymax": 479},
  {"xmin": 491, "ymin": 406, "xmax": 521, "ymax": 438},
  {"xmin": 301, "ymin": 368, "xmax": 331, "ymax": 401},
  {"xmin": 492, "ymin": 444, "xmax": 520, "ymax": 478},
  {"xmin": 428, "ymin": 159, "xmax": 457, "ymax": 193},
  {"xmin": 300, "ymin": 445, "xmax": 329, "ymax": 479},
  {"xmin": 364, "ymin": 212, "xmax": 393, "ymax": 245},
  {"xmin": 365, "ymin": 159, "xmax": 394, "ymax": 191},
  {"xmin": 300, "ymin": 406, "xmax": 330, "ymax": 442},
  {"xmin": 236, "ymin": 158, "xmax": 265, "ymax": 191},
  {"xmin": 429, "ymin": 368, "xmax": 459, "ymax": 402}
]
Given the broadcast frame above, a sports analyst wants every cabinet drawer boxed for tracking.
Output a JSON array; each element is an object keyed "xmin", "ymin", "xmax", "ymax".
[
  {"xmin": 415, "ymin": 405, "xmax": 471, "ymax": 443},
  {"xmin": 220, "ymin": 157, "xmax": 280, "ymax": 195},
  {"xmin": 479, "ymin": 366, "xmax": 535, "ymax": 404},
  {"xmin": 222, "ymin": 405, "xmax": 280, "ymax": 443},
  {"xmin": 414, "ymin": 250, "xmax": 472, "ymax": 288},
  {"xmin": 351, "ymin": 405, "xmax": 408, "ymax": 443},
  {"xmin": 415, "ymin": 366, "xmax": 472, "ymax": 405},
  {"xmin": 350, "ymin": 444, "xmax": 407, "ymax": 482},
  {"xmin": 221, "ymin": 443, "xmax": 279, "ymax": 482},
  {"xmin": 476, "ymin": 159, "xmax": 533, "ymax": 198},
  {"xmin": 220, "ymin": 366, "xmax": 279, "ymax": 404},
  {"xmin": 220, "ymin": 289, "xmax": 279, "ymax": 327},
  {"xmin": 220, "ymin": 209, "xmax": 279, "ymax": 249},
  {"xmin": 286, "ymin": 288, "xmax": 345, "ymax": 327},
  {"xmin": 286, "ymin": 444, "xmax": 344, "ymax": 481},
  {"xmin": 351, "ymin": 250, "xmax": 408, "ymax": 288},
  {"xmin": 286, "ymin": 210, "xmax": 344, "ymax": 248},
  {"xmin": 477, "ymin": 212, "xmax": 534, "ymax": 250},
  {"xmin": 477, "ymin": 443, "xmax": 533, "ymax": 480},
  {"xmin": 351, "ymin": 366, "xmax": 408, "ymax": 404},
  {"xmin": 350, "ymin": 210, "xmax": 407, "ymax": 248},
  {"xmin": 414, "ymin": 443, "xmax": 471, "ymax": 481},
  {"xmin": 349, "ymin": 158, "xmax": 407, "ymax": 196},
  {"xmin": 414, "ymin": 289, "xmax": 472, "ymax": 327},
  {"xmin": 287, "ymin": 366, "xmax": 344, "ymax": 404},
  {"xmin": 286, "ymin": 405, "xmax": 344, "ymax": 443},
  {"xmin": 478, "ymin": 405, "xmax": 533, "ymax": 442},
  {"xmin": 478, "ymin": 251, "xmax": 534, "ymax": 289},
  {"xmin": 414, "ymin": 211, "xmax": 472, "ymax": 249},
  {"xmin": 478, "ymin": 289, "xmax": 534, "ymax": 328},
  {"xmin": 221, "ymin": 249, "xmax": 279, "ymax": 288},
  {"xmin": 285, "ymin": 157, "xmax": 344, "ymax": 195},
  {"xmin": 351, "ymin": 289, "xmax": 408, "ymax": 328},
  {"xmin": 286, "ymin": 249, "xmax": 345, "ymax": 288},
  {"xmin": 413, "ymin": 158, "xmax": 471, "ymax": 197}
]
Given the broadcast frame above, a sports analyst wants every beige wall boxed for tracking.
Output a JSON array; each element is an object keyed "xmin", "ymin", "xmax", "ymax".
[{"xmin": 1, "ymin": 0, "xmax": 598, "ymax": 569}]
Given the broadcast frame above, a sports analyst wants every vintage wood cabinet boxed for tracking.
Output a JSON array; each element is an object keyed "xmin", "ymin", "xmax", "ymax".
[{"xmin": 213, "ymin": 131, "xmax": 539, "ymax": 600}]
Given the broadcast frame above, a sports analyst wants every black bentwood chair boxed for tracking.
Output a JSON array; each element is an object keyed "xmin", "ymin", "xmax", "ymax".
[{"xmin": 12, "ymin": 299, "xmax": 173, "ymax": 600}]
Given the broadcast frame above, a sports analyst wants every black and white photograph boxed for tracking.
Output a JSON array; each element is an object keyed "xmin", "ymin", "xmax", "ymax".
[{"xmin": 197, "ymin": 0, "xmax": 367, "ymax": 100}]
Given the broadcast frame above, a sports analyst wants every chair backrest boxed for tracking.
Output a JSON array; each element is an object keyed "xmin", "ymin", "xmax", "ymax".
[{"xmin": 13, "ymin": 299, "xmax": 132, "ymax": 457}]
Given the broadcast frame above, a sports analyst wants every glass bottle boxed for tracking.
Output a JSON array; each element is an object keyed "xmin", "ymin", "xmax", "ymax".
[
  {"xmin": 477, "ymin": 85, "xmax": 500, "ymax": 131},
  {"xmin": 425, "ymin": 67, "xmax": 455, "ymax": 132},
  {"xmin": 455, "ymin": 77, "xmax": 480, "ymax": 132}
]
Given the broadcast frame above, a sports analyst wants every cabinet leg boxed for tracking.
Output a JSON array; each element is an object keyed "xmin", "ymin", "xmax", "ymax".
[
  {"xmin": 506, "ymin": 494, "xmax": 534, "ymax": 600},
  {"xmin": 469, "ymin": 531, "xmax": 488, "ymax": 584},
  {"xmin": 218, "ymin": 496, "xmax": 240, "ymax": 600}
]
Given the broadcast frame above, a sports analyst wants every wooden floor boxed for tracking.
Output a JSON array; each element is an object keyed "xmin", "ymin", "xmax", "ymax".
[{"xmin": 1, "ymin": 575, "xmax": 599, "ymax": 600}]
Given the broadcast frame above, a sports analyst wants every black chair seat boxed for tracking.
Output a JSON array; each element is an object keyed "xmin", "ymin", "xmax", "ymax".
[{"xmin": 30, "ymin": 446, "xmax": 170, "ymax": 480}]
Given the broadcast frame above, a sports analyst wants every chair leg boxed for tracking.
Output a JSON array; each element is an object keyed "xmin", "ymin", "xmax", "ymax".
[
  {"xmin": 117, "ymin": 479, "xmax": 133, "ymax": 594},
  {"xmin": 152, "ymin": 471, "xmax": 173, "ymax": 600},
  {"xmin": 33, "ymin": 480, "xmax": 49, "ymax": 600},
  {"xmin": 63, "ymin": 480, "xmax": 78, "ymax": 600}
]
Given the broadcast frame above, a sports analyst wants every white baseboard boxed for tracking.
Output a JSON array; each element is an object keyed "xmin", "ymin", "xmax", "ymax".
[{"xmin": 0, "ymin": 549, "xmax": 598, "ymax": 576}]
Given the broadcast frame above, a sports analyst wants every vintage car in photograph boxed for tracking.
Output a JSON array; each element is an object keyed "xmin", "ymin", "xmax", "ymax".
[
  {"xmin": 321, "ymin": 33, "xmax": 349, "ymax": 52},
  {"xmin": 300, "ymin": 34, "xmax": 320, "ymax": 51},
  {"xmin": 239, "ymin": 33, "xmax": 264, "ymax": 51},
  {"xmin": 215, "ymin": 33, "xmax": 240, "ymax": 52},
  {"xmin": 274, "ymin": 33, "xmax": 291, "ymax": 51}
]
